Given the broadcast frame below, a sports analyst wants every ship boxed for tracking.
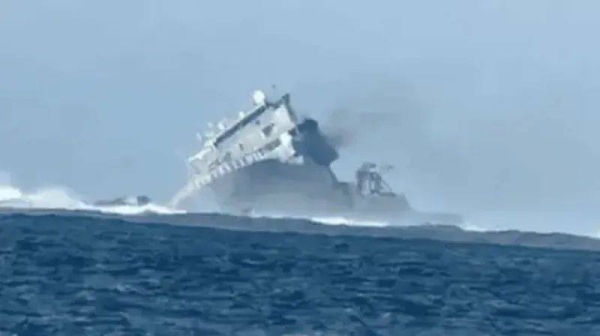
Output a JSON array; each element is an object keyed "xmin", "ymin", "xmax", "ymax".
[{"xmin": 169, "ymin": 90, "xmax": 463, "ymax": 226}]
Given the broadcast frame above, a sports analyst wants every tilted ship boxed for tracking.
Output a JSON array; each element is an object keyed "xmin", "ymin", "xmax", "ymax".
[{"xmin": 169, "ymin": 90, "xmax": 463, "ymax": 225}]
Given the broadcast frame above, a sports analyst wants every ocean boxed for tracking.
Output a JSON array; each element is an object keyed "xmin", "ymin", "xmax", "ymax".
[{"xmin": 1, "ymin": 213, "xmax": 600, "ymax": 335}]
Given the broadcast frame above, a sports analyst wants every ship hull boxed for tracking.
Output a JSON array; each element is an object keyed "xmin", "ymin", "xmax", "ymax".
[{"xmin": 208, "ymin": 160, "xmax": 462, "ymax": 226}]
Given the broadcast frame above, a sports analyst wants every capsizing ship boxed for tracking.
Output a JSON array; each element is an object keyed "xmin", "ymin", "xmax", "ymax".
[{"xmin": 169, "ymin": 90, "xmax": 463, "ymax": 226}]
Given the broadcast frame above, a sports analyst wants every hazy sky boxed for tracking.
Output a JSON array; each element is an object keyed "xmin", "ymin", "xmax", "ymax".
[{"xmin": 1, "ymin": 1, "xmax": 599, "ymax": 234}]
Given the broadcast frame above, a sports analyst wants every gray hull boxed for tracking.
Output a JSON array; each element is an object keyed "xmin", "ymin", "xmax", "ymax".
[{"xmin": 208, "ymin": 160, "xmax": 462, "ymax": 226}]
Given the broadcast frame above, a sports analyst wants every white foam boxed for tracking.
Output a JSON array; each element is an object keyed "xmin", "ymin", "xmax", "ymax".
[
  {"xmin": 309, "ymin": 216, "xmax": 388, "ymax": 227},
  {"xmin": 25, "ymin": 187, "xmax": 88, "ymax": 210},
  {"xmin": 459, "ymin": 221, "xmax": 502, "ymax": 232},
  {"xmin": 0, "ymin": 184, "xmax": 85, "ymax": 210},
  {"xmin": 93, "ymin": 203, "xmax": 184, "ymax": 215},
  {"xmin": 0, "ymin": 182, "xmax": 183, "ymax": 215},
  {"xmin": 246, "ymin": 210, "xmax": 388, "ymax": 227},
  {"xmin": 0, "ymin": 185, "xmax": 23, "ymax": 202}
]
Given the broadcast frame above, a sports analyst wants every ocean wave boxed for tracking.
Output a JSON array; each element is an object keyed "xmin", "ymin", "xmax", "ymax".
[
  {"xmin": 309, "ymin": 216, "xmax": 388, "ymax": 227},
  {"xmin": 2, "ymin": 211, "xmax": 600, "ymax": 335},
  {"xmin": 1, "ymin": 209, "xmax": 600, "ymax": 254},
  {"xmin": 459, "ymin": 221, "xmax": 505, "ymax": 233},
  {"xmin": 0, "ymin": 183, "xmax": 182, "ymax": 216},
  {"xmin": 247, "ymin": 211, "xmax": 389, "ymax": 228}
]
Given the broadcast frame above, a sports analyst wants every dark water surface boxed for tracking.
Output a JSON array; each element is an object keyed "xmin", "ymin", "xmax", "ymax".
[{"xmin": 1, "ymin": 214, "xmax": 600, "ymax": 335}]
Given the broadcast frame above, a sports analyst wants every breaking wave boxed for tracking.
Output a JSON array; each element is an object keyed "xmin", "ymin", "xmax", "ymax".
[
  {"xmin": 309, "ymin": 216, "xmax": 388, "ymax": 227},
  {"xmin": 458, "ymin": 221, "xmax": 504, "ymax": 233},
  {"xmin": 2, "ymin": 183, "xmax": 600, "ymax": 252},
  {"xmin": 245, "ymin": 211, "xmax": 389, "ymax": 228},
  {"xmin": 0, "ymin": 183, "xmax": 182, "ymax": 215},
  {"xmin": 2, "ymin": 175, "xmax": 597, "ymax": 240}
]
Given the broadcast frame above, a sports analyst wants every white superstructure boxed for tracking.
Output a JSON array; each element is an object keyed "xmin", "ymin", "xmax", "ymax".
[{"xmin": 169, "ymin": 90, "xmax": 301, "ymax": 208}]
